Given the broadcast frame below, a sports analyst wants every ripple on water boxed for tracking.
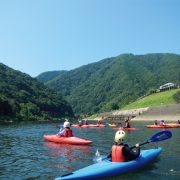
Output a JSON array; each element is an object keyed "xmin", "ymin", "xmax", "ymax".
[{"xmin": 0, "ymin": 122, "xmax": 179, "ymax": 180}]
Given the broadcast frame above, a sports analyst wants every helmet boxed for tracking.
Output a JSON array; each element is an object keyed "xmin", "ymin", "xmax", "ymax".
[
  {"xmin": 114, "ymin": 130, "xmax": 126, "ymax": 143},
  {"xmin": 64, "ymin": 122, "xmax": 70, "ymax": 128}
]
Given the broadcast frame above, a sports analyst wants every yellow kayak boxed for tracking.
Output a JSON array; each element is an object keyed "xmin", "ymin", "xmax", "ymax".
[{"xmin": 108, "ymin": 123, "xmax": 117, "ymax": 127}]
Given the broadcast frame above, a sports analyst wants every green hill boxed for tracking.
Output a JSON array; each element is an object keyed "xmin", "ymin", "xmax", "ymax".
[
  {"xmin": 123, "ymin": 89, "xmax": 180, "ymax": 110},
  {"xmin": 37, "ymin": 53, "xmax": 180, "ymax": 116},
  {"xmin": 36, "ymin": 70, "xmax": 67, "ymax": 83},
  {"xmin": 0, "ymin": 63, "xmax": 74, "ymax": 122}
]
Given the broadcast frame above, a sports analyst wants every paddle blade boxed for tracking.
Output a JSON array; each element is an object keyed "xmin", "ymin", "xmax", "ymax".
[
  {"xmin": 93, "ymin": 155, "xmax": 107, "ymax": 163},
  {"xmin": 148, "ymin": 130, "xmax": 172, "ymax": 143},
  {"xmin": 95, "ymin": 149, "xmax": 100, "ymax": 156}
]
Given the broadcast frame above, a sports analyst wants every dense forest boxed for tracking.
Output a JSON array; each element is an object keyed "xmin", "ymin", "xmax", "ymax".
[
  {"xmin": 37, "ymin": 70, "xmax": 67, "ymax": 83},
  {"xmin": 0, "ymin": 63, "xmax": 74, "ymax": 123},
  {"xmin": 38, "ymin": 53, "xmax": 180, "ymax": 116}
]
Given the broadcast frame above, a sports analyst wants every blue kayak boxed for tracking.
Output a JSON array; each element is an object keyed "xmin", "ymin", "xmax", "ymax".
[{"xmin": 55, "ymin": 147, "xmax": 162, "ymax": 180}]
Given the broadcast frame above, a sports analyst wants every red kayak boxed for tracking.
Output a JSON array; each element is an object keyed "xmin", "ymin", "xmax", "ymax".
[
  {"xmin": 43, "ymin": 134, "xmax": 92, "ymax": 145},
  {"xmin": 146, "ymin": 124, "xmax": 179, "ymax": 128},
  {"xmin": 166, "ymin": 123, "xmax": 180, "ymax": 127},
  {"xmin": 113, "ymin": 127, "xmax": 138, "ymax": 131},
  {"xmin": 72, "ymin": 124, "xmax": 105, "ymax": 128}
]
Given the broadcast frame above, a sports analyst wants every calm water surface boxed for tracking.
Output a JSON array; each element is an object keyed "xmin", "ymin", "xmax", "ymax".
[{"xmin": 0, "ymin": 121, "xmax": 179, "ymax": 180}]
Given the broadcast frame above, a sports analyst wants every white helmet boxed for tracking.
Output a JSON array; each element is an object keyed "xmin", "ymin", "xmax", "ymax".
[
  {"xmin": 114, "ymin": 130, "xmax": 126, "ymax": 143},
  {"xmin": 64, "ymin": 122, "xmax": 70, "ymax": 128}
]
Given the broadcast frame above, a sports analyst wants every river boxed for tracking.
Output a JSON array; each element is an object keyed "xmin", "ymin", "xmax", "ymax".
[{"xmin": 0, "ymin": 121, "xmax": 179, "ymax": 180}]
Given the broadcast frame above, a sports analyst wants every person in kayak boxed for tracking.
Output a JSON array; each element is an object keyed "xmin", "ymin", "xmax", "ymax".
[
  {"xmin": 159, "ymin": 120, "xmax": 165, "ymax": 126},
  {"xmin": 57, "ymin": 121, "xmax": 73, "ymax": 137},
  {"xmin": 154, "ymin": 120, "xmax": 158, "ymax": 125},
  {"xmin": 97, "ymin": 120, "xmax": 102, "ymax": 125},
  {"xmin": 108, "ymin": 130, "xmax": 140, "ymax": 162},
  {"xmin": 84, "ymin": 119, "xmax": 89, "ymax": 125},
  {"xmin": 124, "ymin": 119, "xmax": 131, "ymax": 128},
  {"xmin": 64, "ymin": 118, "xmax": 73, "ymax": 126},
  {"xmin": 78, "ymin": 119, "xmax": 83, "ymax": 126}
]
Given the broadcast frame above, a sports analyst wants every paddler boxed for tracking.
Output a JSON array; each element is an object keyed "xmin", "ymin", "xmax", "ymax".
[
  {"xmin": 124, "ymin": 119, "xmax": 131, "ymax": 128},
  {"xmin": 159, "ymin": 120, "xmax": 165, "ymax": 126},
  {"xmin": 84, "ymin": 119, "xmax": 89, "ymax": 125},
  {"xmin": 108, "ymin": 130, "xmax": 140, "ymax": 162},
  {"xmin": 154, "ymin": 120, "xmax": 158, "ymax": 125},
  {"xmin": 78, "ymin": 119, "xmax": 83, "ymax": 126},
  {"xmin": 97, "ymin": 120, "xmax": 102, "ymax": 125},
  {"xmin": 57, "ymin": 121, "xmax": 73, "ymax": 137}
]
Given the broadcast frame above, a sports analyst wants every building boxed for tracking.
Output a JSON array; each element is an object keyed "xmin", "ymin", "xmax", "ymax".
[{"xmin": 159, "ymin": 83, "xmax": 176, "ymax": 91}]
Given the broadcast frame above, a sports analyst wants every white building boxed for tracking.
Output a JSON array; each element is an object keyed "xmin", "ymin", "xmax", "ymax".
[{"xmin": 159, "ymin": 83, "xmax": 175, "ymax": 91}]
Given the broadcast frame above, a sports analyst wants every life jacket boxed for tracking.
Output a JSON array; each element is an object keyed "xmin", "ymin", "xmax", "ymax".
[
  {"xmin": 64, "ymin": 128, "xmax": 73, "ymax": 137},
  {"xmin": 111, "ymin": 145, "xmax": 126, "ymax": 162},
  {"xmin": 126, "ymin": 122, "xmax": 131, "ymax": 128}
]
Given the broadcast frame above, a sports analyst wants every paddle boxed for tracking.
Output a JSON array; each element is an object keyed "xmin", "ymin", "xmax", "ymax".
[
  {"xmin": 47, "ymin": 119, "xmax": 61, "ymax": 129},
  {"xmin": 130, "ymin": 130, "xmax": 172, "ymax": 148},
  {"xmin": 93, "ymin": 130, "xmax": 172, "ymax": 163}
]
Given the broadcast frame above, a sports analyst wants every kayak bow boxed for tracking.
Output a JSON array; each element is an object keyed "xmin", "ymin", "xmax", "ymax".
[{"xmin": 56, "ymin": 147, "xmax": 162, "ymax": 180}]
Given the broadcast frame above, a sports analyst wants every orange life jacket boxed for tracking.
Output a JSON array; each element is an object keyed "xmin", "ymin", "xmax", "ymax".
[
  {"xmin": 111, "ymin": 145, "xmax": 126, "ymax": 162},
  {"xmin": 64, "ymin": 128, "xmax": 73, "ymax": 137}
]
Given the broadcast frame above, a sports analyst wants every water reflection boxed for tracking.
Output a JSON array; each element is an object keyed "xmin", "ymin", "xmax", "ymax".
[
  {"xmin": 44, "ymin": 142, "xmax": 91, "ymax": 170},
  {"xmin": 0, "ymin": 122, "xmax": 179, "ymax": 180}
]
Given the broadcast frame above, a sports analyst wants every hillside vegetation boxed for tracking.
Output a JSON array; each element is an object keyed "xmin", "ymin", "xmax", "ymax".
[
  {"xmin": 37, "ymin": 53, "xmax": 180, "ymax": 116},
  {"xmin": 0, "ymin": 63, "xmax": 74, "ymax": 122},
  {"xmin": 37, "ymin": 70, "xmax": 67, "ymax": 83},
  {"xmin": 123, "ymin": 89, "xmax": 180, "ymax": 110}
]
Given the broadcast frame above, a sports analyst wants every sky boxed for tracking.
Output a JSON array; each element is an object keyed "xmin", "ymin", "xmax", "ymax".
[{"xmin": 0, "ymin": 0, "xmax": 179, "ymax": 77}]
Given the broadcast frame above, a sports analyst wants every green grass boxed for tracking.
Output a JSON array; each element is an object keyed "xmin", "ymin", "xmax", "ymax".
[
  {"xmin": 88, "ymin": 89, "xmax": 180, "ymax": 119},
  {"xmin": 122, "ymin": 89, "xmax": 180, "ymax": 110}
]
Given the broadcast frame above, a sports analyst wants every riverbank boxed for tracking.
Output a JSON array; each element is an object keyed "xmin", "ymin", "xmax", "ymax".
[
  {"xmin": 132, "ymin": 104, "xmax": 180, "ymax": 121},
  {"xmin": 89, "ymin": 103, "xmax": 180, "ymax": 122}
]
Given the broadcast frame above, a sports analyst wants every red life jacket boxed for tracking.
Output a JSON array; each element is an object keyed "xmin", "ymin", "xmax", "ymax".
[
  {"xmin": 126, "ymin": 122, "xmax": 131, "ymax": 128},
  {"xmin": 64, "ymin": 128, "xmax": 73, "ymax": 137},
  {"xmin": 111, "ymin": 145, "xmax": 126, "ymax": 162}
]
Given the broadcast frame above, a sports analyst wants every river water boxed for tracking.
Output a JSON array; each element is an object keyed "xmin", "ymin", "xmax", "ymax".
[{"xmin": 0, "ymin": 121, "xmax": 179, "ymax": 180}]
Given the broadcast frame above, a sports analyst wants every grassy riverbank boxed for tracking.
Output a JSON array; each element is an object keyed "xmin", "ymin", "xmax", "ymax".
[
  {"xmin": 89, "ymin": 89, "xmax": 180, "ymax": 120},
  {"xmin": 123, "ymin": 89, "xmax": 180, "ymax": 110}
]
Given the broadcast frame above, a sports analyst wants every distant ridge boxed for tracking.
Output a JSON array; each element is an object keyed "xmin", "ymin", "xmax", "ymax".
[
  {"xmin": 36, "ymin": 70, "xmax": 67, "ymax": 83},
  {"xmin": 37, "ymin": 53, "xmax": 180, "ymax": 116}
]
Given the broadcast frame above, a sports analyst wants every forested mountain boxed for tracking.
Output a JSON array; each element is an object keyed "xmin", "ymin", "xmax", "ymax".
[
  {"xmin": 37, "ymin": 53, "xmax": 180, "ymax": 116},
  {"xmin": 37, "ymin": 70, "xmax": 67, "ymax": 83},
  {"xmin": 0, "ymin": 63, "xmax": 74, "ymax": 122}
]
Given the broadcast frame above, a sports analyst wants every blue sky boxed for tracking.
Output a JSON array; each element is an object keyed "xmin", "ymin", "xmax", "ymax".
[{"xmin": 0, "ymin": 0, "xmax": 179, "ymax": 77}]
